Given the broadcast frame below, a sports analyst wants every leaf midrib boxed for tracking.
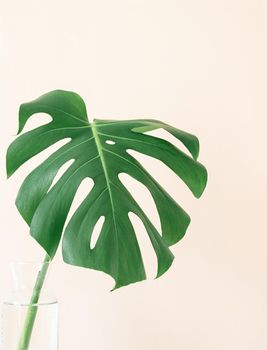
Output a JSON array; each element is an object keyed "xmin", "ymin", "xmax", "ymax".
[
  {"xmin": 91, "ymin": 122, "xmax": 119, "ymax": 267},
  {"xmin": 91, "ymin": 123, "xmax": 115, "ymax": 213}
]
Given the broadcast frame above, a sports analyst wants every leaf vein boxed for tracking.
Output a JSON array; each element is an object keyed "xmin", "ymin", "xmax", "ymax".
[{"xmin": 37, "ymin": 104, "xmax": 89, "ymax": 125}]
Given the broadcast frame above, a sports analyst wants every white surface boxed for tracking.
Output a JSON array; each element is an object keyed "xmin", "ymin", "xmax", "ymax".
[{"xmin": 0, "ymin": 1, "xmax": 267, "ymax": 349}]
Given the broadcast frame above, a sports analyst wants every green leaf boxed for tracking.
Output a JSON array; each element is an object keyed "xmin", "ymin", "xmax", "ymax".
[{"xmin": 6, "ymin": 90, "xmax": 207, "ymax": 289}]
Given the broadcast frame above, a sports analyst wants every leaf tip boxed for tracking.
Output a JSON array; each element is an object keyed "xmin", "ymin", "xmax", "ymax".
[
  {"xmin": 155, "ymin": 253, "xmax": 174, "ymax": 280},
  {"xmin": 110, "ymin": 275, "xmax": 147, "ymax": 291},
  {"xmin": 6, "ymin": 150, "xmax": 15, "ymax": 179},
  {"xmin": 17, "ymin": 103, "xmax": 29, "ymax": 135},
  {"xmin": 195, "ymin": 165, "xmax": 208, "ymax": 198}
]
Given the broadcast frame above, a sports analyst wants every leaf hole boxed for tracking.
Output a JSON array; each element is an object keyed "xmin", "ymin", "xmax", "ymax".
[
  {"xmin": 63, "ymin": 177, "xmax": 94, "ymax": 232},
  {"xmin": 20, "ymin": 113, "xmax": 53, "ymax": 133},
  {"xmin": 128, "ymin": 212, "xmax": 158, "ymax": 279},
  {"xmin": 118, "ymin": 173, "xmax": 161, "ymax": 233},
  {"xmin": 90, "ymin": 216, "xmax": 105, "ymax": 249},
  {"xmin": 48, "ymin": 159, "xmax": 75, "ymax": 191},
  {"xmin": 126, "ymin": 149, "xmax": 190, "ymax": 209},
  {"xmin": 9, "ymin": 138, "xmax": 72, "ymax": 182},
  {"xmin": 105, "ymin": 140, "xmax": 116, "ymax": 145},
  {"xmin": 145, "ymin": 128, "xmax": 191, "ymax": 157}
]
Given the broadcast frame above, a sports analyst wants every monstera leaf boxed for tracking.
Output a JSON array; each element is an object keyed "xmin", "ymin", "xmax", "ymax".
[{"xmin": 7, "ymin": 90, "xmax": 207, "ymax": 289}]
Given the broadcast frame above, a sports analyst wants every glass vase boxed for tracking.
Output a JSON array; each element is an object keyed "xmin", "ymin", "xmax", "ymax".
[{"xmin": 1, "ymin": 261, "xmax": 58, "ymax": 350}]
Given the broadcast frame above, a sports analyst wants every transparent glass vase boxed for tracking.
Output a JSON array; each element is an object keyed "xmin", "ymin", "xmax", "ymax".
[{"xmin": 1, "ymin": 261, "xmax": 58, "ymax": 350}]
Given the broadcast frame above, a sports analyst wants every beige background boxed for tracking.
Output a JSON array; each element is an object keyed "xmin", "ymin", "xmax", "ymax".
[{"xmin": 0, "ymin": 1, "xmax": 267, "ymax": 349}]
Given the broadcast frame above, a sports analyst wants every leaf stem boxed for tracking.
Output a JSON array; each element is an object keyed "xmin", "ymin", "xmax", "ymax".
[{"xmin": 16, "ymin": 253, "xmax": 51, "ymax": 350}]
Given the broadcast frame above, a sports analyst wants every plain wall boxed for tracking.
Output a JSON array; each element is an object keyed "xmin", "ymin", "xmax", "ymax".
[{"xmin": 0, "ymin": 1, "xmax": 266, "ymax": 349}]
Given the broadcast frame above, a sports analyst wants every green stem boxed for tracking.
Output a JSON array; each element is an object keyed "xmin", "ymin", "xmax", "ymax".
[{"xmin": 16, "ymin": 253, "xmax": 51, "ymax": 350}]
